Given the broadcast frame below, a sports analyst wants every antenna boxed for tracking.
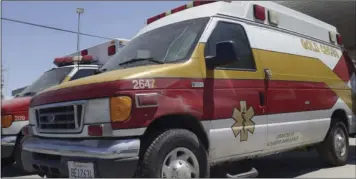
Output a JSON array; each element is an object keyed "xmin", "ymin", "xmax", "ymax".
[{"xmin": 76, "ymin": 8, "xmax": 84, "ymax": 70}]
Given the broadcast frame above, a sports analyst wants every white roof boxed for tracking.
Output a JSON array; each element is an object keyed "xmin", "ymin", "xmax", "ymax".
[
  {"xmin": 114, "ymin": 38, "xmax": 131, "ymax": 42},
  {"xmin": 136, "ymin": 1, "xmax": 337, "ymax": 44}
]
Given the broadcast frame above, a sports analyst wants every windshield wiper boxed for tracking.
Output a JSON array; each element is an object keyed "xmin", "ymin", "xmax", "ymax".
[
  {"xmin": 95, "ymin": 68, "xmax": 106, "ymax": 74},
  {"xmin": 119, "ymin": 58, "xmax": 163, "ymax": 66}
]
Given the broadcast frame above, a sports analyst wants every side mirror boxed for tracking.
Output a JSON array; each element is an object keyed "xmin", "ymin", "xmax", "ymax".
[{"xmin": 206, "ymin": 41, "xmax": 239, "ymax": 69}]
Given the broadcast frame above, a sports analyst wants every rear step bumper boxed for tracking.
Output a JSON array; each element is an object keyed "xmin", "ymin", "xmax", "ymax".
[{"xmin": 226, "ymin": 167, "xmax": 259, "ymax": 178}]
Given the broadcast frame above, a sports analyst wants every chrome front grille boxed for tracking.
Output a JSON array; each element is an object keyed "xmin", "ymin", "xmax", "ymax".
[{"xmin": 34, "ymin": 101, "xmax": 85, "ymax": 133}]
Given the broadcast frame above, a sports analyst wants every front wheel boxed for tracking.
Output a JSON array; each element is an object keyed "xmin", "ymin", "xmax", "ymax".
[
  {"xmin": 14, "ymin": 135, "xmax": 28, "ymax": 172},
  {"xmin": 136, "ymin": 129, "xmax": 209, "ymax": 178},
  {"xmin": 317, "ymin": 121, "xmax": 349, "ymax": 166}
]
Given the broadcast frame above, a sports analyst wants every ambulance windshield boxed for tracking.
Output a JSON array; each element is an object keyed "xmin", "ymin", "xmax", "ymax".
[
  {"xmin": 100, "ymin": 17, "xmax": 209, "ymax": 72},
  {"xmin": 18, "ymin": 67, "xmax": 73, "ymax": 97}
]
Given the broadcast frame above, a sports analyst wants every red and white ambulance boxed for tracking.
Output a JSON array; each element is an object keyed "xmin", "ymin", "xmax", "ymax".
[
  {"xmin": 21, "ymin": 0, "xmax": 355, "ymax": 178},
  {"xmin": 1, "ymin": 38, "xmax": 129, "ymax": 169}
]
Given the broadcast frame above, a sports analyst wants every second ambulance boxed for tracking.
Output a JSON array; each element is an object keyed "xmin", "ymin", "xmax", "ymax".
[
  {"xmin": 1, "ymin": 38, "xmax": 129, "ymax": 169},
  {"xmin": 21, "ymin": 1, "xmax": 355, "ymax": 178}
]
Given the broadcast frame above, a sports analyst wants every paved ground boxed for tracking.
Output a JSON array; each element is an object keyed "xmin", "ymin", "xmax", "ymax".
[{"xmin": 2, "ymin": 138, "xmax": 355, "ymax": 178}]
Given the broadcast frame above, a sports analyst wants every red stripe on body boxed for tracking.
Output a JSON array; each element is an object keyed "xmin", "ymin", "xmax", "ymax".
[
  {"xmin": 333, "ymin": 56, "xmax": 352, "ymax": 83},
  {"xmin": 31, "ymin": 78, "xmax": 338, "ymax": 129}
]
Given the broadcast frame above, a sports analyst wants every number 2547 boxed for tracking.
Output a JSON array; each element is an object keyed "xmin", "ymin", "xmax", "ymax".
[{"xmin": 132, "ymin": 79, "xmax": 155, "ymax": 89}]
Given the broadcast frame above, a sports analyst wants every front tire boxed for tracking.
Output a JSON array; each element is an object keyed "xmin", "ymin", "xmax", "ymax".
[
  {"xmin": 136, "ymin": 129, "xmax": 209, "ymax": 178},
  {"xmin": 317, "ymin": 121, "xmax": 349, "ymax": 166},
  {"xmin": 14, "ymin": 135, "xmax": 27, "ymax": 172}
]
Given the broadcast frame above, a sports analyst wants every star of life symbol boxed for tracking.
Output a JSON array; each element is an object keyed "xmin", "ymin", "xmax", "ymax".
[{"xmin": 231, "ymin": 101, "xmax": 256, "ymax": 142}]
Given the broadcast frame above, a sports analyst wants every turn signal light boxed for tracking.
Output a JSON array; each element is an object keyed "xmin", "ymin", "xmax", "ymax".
[
  {"xmin": 110, "ymin": 96, "xmax": 132, "ymax": 122},
  {"xmin": 1, "ymin": 115, "xmax": 13, "ymax": 128}
]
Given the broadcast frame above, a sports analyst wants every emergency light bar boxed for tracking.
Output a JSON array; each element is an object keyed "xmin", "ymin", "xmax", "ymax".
[
  {"xmin": 53, "ymin": 55, "xmax": 97, "ymax": 67},
  {"xmin": 254, "ymin": 3, "xmax": 342, "ymax": 47},
  {"xmin": 146, "ymin": 0, "xmax": 230, "ymax": 24},
  {"xmin": 253, "ymin": 4, "xmax": 279, "ymax": 26},
  {"xmin": 79, "ymin": 40, "xmax": 124, "ymax": 57}
]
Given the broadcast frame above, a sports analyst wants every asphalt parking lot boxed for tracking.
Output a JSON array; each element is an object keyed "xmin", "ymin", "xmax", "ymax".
[{"xmin": 2, "ymin": 138, "xmax": 355, "ymax": 178}]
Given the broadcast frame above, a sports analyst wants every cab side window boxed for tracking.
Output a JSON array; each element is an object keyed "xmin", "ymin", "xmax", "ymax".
[
  {"xmin": 205, "ymin": 21, "xmax": 256, "ymax": 70},
  {"xmin": 70, "ymin": 69, "xmax": 97, "ymax": 81}
]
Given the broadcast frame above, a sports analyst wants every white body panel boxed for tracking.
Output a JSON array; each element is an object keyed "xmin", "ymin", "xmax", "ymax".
[
  {"xmin": 209, "ymin": 116, "xmax": 267, "ymax": 160},
  {"xmin": 179, "ymin": 3, "xmax": 349, "ymax": 164},
  {"xmin": 244, "ymin": 24, "xmax": 342, "ymax": 69},
  {"xmin": 2, "ymin": 121, "xmax": 29, "ymax": 135}
]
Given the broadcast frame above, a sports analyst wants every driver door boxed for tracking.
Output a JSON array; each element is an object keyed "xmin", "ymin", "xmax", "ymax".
[{"xmin": 203, "ymin": 19, "xmax": 268, "ymax": 160}]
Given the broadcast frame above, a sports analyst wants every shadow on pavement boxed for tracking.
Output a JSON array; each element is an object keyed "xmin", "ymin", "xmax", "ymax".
[
  {"xmin": 1, "ymin": 145, "xmax": 355, "ymax": 178},
  {"xmin": 1, "ymin": 163, "xmax": 37, "ymax": 178},
  {"xmin": 211, "ymin": 145, "xmax": 355, "ymax": 178}
]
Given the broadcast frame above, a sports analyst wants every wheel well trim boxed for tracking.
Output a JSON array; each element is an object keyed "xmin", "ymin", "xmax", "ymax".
[{"xmin": 141, "ymin": 114, "xmax": 210, "ymax": 151}]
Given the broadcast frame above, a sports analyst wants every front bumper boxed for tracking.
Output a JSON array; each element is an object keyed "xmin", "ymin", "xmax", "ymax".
[
  {"xmin": 1, "ymin": 136, "xmax": 17, "ymax": 159},
  {"xmin": 22, "ymin": 137, "xmax": 140, "ymax": 178}
]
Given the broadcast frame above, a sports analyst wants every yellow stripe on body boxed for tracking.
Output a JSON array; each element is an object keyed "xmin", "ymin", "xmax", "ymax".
[{"xmin": 255, "ymin": 49, "xmax": 351, "ymax": 109}]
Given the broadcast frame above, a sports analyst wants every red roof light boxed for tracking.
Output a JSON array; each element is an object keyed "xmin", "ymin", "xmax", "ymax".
[
  {"xmin": 81, "ymin": 55, "xmax": 95, "ymax": 63},
  {"xmin": 253, "ymin": 4, "xmax": 266, "ymax": 21},
  {"xmin": 336, "ymin": 34, "xmax": 343, "ymax": 45},
  {"xmin": 53, "ymin": 55, "xmax": 96, "ymax": 67},
  {"xmin": 108, "ymin": 45, "xmax": 116, "ymax": 56},
  {"xmin": 147, "ymin": 12, "xmax": 166, "ymax": 24},
  {"xmin": 81, "ymin": 49, "xmax": 88, "ymax": 56},
  {"xmin": 172, "ymin": 5, "xmax": 187, "ymax": 13}
]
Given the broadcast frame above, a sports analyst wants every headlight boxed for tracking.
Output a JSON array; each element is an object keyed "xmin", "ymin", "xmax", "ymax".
[
  {"xmin": 110, "ymin": 96, "xmax": 132, "ymax": 122},
  {"xmin": 84, "ymin": 98, "xmax": 111, "ymax": 124},
  {"xmin": 1, "ymin": 115, "xmax": 13, "ymax": 128}
]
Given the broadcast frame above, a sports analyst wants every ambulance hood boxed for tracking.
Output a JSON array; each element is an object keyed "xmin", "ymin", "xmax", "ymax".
[
  {"xmin": 1, "ymin": 96, "xmax": 31, "ymax": 114},
  {"xmin": 41, "ymin": 58, "xmax": 203, "ymax": 94}
]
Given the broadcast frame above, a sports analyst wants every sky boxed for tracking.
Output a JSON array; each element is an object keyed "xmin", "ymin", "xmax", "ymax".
[{"xmin": 1, "ymin": 1, "xmax": 186, "ymax": 99}]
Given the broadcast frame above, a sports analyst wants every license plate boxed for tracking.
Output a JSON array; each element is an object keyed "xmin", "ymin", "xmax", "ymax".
[{"xmin": 68, "ymin": 161, "xmax": 95, "ymax": 178}]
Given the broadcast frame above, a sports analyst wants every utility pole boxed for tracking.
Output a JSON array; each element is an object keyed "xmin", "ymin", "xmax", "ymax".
[{"xmin": 1, "ymin": 68, "xmax": 5, "ymax": 99}]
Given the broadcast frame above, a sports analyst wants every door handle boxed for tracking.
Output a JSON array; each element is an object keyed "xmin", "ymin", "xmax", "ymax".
[{"xmin": 264, "ymin": 68, "xmax": 272, "ymax": 80}]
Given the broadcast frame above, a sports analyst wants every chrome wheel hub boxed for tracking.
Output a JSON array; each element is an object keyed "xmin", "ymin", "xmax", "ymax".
[
  {"xmin": 334, "ymin": 128, "xmax": 346, "ymax": 157},
  {"xmin": 161, "ymin": 147, "xmax": 199, "ymax": 178}
]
